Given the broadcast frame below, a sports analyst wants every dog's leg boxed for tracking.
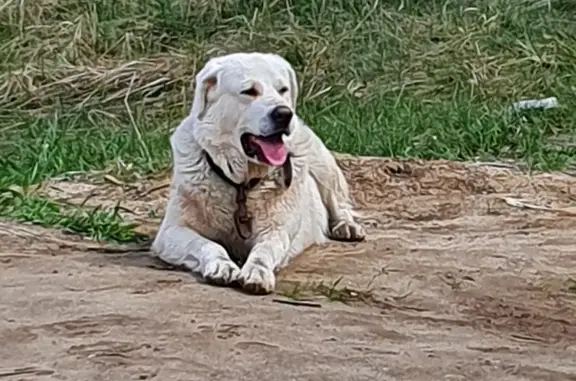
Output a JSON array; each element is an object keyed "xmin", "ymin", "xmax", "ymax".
[
  {"xmin": 291, "ymin": 121, "xmax": 365, "ymax": 242},
  {"xmin": 152, "ymin": 223, "xmax": 241, "ymax": 286},
  {"xmin": 238, "ymin": 232, "xmax": 291, "ymax": 295}
]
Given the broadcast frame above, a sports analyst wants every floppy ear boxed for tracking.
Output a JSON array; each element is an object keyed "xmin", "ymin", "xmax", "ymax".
[
  {"xmin": 286, "ymin": 63, "xmax": 299, "ymax": 109},
  {"xmin": 190, "ymin": 60, "xmax": 221, "ymax": 120}
]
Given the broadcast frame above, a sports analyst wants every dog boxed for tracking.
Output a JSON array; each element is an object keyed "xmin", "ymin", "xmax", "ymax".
[{"xmin": 151, "ymin": 52, "xmax": 365, "ymax": 295}]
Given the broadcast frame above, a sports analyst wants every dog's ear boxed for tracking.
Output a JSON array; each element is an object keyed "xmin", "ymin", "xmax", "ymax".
[
  {"xmin": 282, "ymin": 155, "xmax": 293, "ymax": 189},
  {"xmin": 285, "ymin": 62, "xmax": 299, "ymax": 109},
  {"xmin": 190, "ymin": 60, "xmax": 222, "ymax": 120}
]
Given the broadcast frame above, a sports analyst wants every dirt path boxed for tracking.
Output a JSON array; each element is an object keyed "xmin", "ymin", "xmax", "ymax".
[{"xmin": 2, "ymin": 157, "xmax": 576, "ymax": 380}]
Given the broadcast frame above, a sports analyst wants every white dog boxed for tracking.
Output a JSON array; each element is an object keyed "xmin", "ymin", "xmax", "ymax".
[{"xmin": 152, "ymin": 52, "xmax": 365, "ymax": 294}]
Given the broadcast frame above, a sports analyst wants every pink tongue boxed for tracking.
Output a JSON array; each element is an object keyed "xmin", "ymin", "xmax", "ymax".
[{"xmin": 253, "ymin": 138, "xmax": 288, "ymax": 166}]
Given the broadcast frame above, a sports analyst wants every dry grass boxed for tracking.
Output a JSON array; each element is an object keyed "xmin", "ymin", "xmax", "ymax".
[{"xmin": 2, "ymin": 0, "xmax": 576, "ymax": 116}]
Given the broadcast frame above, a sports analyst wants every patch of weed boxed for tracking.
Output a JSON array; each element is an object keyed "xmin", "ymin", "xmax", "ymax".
[{"xmin": 0, "ymin": 189, "xmax": 145, "ymax": 243}]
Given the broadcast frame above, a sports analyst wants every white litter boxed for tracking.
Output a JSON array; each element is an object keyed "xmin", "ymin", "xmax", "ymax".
[{"xmin": 512, "ymin": 97, "xmax": 559, "ymax": 111}]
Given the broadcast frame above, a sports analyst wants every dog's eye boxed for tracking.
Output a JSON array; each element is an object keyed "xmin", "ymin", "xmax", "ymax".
[
  {"xmin": 240, "ymin": 87, "xmax": 259, "ymax": 97},
  {"xmin": 278, "ymin": 86, "xmax": 289, "ymax": 95}
]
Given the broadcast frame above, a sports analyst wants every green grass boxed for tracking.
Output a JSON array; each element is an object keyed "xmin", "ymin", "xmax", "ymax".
[
  {"xmin": 1, "ymin": 0, "xmax": 575, "ymax": 239},
  {"xmin": 0, "ymin": 188, "xmax": 144, "ymax": 242}
]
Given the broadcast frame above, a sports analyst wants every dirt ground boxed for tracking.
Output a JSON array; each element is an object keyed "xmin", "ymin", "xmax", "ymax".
[{"xmin": 1, "ymin": 156, "xmax": 576, "ymax": 381}]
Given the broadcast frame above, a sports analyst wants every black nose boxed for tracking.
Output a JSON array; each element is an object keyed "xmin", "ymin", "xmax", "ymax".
[{"xmin": 269, "ymin": 105, "xmax": 293, "ymax": 132}]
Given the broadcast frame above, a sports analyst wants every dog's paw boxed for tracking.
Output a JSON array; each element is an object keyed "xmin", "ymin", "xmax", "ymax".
[
  {"xmin": 202, "ymin": 257, "xmax": 241, "ymax": 286},
  {"xmin": 329, "ymin": 219, "xmax": 366, "ymax": 242},
  {"xmin": 238, "ymin": 260, "xmax": 275, "ymax": 295}
]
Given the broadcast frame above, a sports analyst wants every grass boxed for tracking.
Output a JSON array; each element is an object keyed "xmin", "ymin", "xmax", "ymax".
[
  {"xmin": 0, "ymin": 188, "xmax": 144, "ymax": 242},
  {"xmin": 1, "ymin": 0, "xmax": 575, "ymax": 239},
  {"xmin": 276, "ymin": 275, "xmax": 414, "ymax": 309},
  {"xmin": 277, "ymin": 277, "xmax": 377, "ymax": 305}
]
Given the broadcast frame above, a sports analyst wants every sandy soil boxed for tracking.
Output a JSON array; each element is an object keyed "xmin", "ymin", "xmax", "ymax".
[{"xmin": 1, "ymin": 156, "xmax": 576, "ymax": 381}]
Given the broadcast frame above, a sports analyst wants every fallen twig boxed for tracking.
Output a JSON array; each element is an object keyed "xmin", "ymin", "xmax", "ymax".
[
  {"xmin": 500, "ymin": 197, "xmax": 576, "ymax": 217},
  {"xmin": 84, "ymin": 245, "xmax": 151, "ymax": 254},
  {"xmin": 272, "ymin": 298, "xmax": 322, "ymax": 308},
  {"xmin": 138, "ymin": 182, "xmax": 170, "ymax": 197}
]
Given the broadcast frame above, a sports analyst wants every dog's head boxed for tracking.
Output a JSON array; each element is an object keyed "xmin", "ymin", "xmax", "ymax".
[{"xmin": 189, "ymin": 52, "xmax": 299, "ymax": 183}]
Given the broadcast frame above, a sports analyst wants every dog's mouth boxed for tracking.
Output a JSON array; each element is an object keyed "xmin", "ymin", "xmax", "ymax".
[{"xmin": 241, "ymin": 132, "xmax": 288, "ymax": 167}]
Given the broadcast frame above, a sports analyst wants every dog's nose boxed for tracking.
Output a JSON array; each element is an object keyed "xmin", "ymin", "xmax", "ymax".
[{"xmin": 269, "ymin": 106, "xmax": 293, "ymax": 132}]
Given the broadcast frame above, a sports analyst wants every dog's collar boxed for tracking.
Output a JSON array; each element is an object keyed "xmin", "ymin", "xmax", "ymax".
[
  {"xmin": 204, "ymin": 152, "xmax": 261, "ymax": 240},
  {"xmin": 204, "ymin": 152, "xmax": 261, "ymax": 190},
  {"xmin": 204, "ymin": 151, "xmax": 293, "ymax": 240}
]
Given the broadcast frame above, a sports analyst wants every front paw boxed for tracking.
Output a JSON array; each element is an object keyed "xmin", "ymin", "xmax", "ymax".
[
  {"xmin": 329, "ymin": 219, "xmax": 366, "ymax": 242},
  {"xmin": 238, "ymin": 260, "xmax": 275, "ymax": 295},
  {"xmin": 202, "ymin": 257, "xmax": 241, "ymax": 286}
]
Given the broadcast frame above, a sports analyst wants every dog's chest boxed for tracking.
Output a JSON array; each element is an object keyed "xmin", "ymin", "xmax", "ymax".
[
  {"xmin": 177, "ymin": 177, "xmax": 295, "ymax": 248},
  {"xmin": 177, "ymin": 181, "xmax": 237, "ymax": 238}
]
